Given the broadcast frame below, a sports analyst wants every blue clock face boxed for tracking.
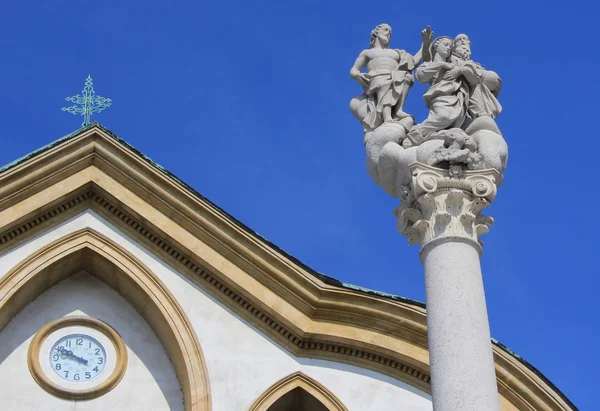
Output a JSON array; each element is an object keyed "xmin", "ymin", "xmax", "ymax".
[{"xmin": 49, "ymin": 334, "xmax": 107, "ymax": 382}]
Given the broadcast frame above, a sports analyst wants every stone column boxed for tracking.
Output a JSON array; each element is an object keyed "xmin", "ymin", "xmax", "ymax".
[{"xmin": 395, "ymin": 163, "xmax": 500, "ymax": 411}]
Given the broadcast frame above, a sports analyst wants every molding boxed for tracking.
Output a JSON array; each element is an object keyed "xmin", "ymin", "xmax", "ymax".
[
  {"xmin": 0, "ymin": 229, "xmax": 211, "ymax": 411},
  {"xmin": 27, "ymin": 316, "xmax": 128, "ymax": 400},
  {"xmin": 0, "ymin": 126, "xmax": 576, "ymax": 411},
  {"xmin": 0, "ymin": 184, "xmax": 433, "ymax": 391},
  {"xmin": 248, "ymin": 372, "xmax": 348, "ymax": 411},
  {"xmin": 91, "ymin": 188, "xmax": 432, "ymax": 391}
]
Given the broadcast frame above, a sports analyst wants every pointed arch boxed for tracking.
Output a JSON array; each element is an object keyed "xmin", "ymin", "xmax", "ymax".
[
  {"xmin": 249, "ymin": 372, "xmax": 347, "ymax": 411},
  {"xmin": 0, "ymin": 228, "xmax": 210, "ymax": 411}
]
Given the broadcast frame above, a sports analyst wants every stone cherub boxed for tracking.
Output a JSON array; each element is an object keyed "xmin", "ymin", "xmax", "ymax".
[{"xmin": 349, "ymin": 24, "xmax": 433, "ymax": 131}]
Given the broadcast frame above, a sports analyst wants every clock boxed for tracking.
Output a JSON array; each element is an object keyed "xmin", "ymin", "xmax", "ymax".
[{"xmin": 28, "ymin": 316, "xmax": 127, "ymax": 400}]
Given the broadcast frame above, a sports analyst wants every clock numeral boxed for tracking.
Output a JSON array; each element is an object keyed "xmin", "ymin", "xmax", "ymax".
[
  {"xmin": 63, "ymin": 371, "xmax": 69, "ymax": 378},
  {"xmin": 65, "ymin": 340, "xmax": 71, "ymax": 347},
  {"xmin": 74, "ymin": 374, "xmax": 80, "ymax": 381},
  {"xmin": 85, "ymin": 372, "xmax": 91, "ymax": 379},
  {"xmin": 98, "ymin": 357, "xmax": 103, "ymax": 364},
  {"xmin": 55, "ymin": 363, "xmax": 61, "ymax": 370},
  {"xmin": 76, "ymin": 338, "xmax": 83, "ymax": 346},
  {"xmin": 95, "ymin": 348, "xmax": 100, "ymax": 355},
  {"xmin": 52, "ymin": 354, "xmax": 59, "ymax": 361},
  {"xmin": 93, "ymin": 366, "xmax": 99, "ymax": 372},
  {"xmin": 89, "ymin": 342, "xmax": 92, "ymax": 348}
]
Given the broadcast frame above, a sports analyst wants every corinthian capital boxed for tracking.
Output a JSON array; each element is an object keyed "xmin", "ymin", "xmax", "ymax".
[{"xmin": 394, "ymin": 163, "xmax": 499, "ymax": 254}]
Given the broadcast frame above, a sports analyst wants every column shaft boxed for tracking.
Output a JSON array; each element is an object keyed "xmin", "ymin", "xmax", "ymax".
[{"xmin": 422, "ymin": 240, "xmax": 499, "ymax": 411}]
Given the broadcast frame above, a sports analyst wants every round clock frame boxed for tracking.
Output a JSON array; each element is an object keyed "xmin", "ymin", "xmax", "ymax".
[{"xmin": 27, "ymin": 316, "xmax": 127, "ymax": 400}]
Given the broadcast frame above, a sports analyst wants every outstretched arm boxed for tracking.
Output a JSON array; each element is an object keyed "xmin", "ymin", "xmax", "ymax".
[
  {"xmin": 413, "ymin": 25, "xmax": 433, "ymax": 65},
  {"xmin": 413, "ymin": 45, "xmax": 424, "ymax": 66}
]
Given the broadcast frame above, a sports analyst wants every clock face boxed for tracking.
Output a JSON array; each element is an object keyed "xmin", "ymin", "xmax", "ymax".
[
  {"xmin": 28, "ymin": 316, "xmax": 127, "ymax": 400},
  {"xmin": 49, "ymin": 334, "xmax": 107, "ymax": 382}
]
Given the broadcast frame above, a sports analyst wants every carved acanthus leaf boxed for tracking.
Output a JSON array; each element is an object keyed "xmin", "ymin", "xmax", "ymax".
[{"xmin": 395, "ymin": 163, "xmax": 499, "ymax": 251}]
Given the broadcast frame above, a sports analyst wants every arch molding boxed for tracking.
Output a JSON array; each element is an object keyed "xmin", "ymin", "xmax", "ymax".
[
  {"xmin": 0, "ymin": 228, "xmax": 211, "ymax": 411},
  {"xmin": 249, "ymin": 372, "xmax": 348, "ymax": 411}
]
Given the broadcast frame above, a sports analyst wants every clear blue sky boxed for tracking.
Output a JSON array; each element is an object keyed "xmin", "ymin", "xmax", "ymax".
[{"xmin": 0, "ymin": 0, "xmax": 596, "ymax": 408}]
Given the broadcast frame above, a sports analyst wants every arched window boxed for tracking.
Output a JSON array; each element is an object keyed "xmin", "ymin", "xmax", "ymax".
[
  {"xmin": 267, "ymin": 387, "xmax": 329, "ymax": 411},
  {"xmin": 249, "ymin": 372, "xmax": 347, "ymax": 411}
]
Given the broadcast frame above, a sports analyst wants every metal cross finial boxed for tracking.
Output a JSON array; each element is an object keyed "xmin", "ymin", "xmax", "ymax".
[{"xmin": 62, "ymin": 75, "xmax": 112, "ymax": 126}]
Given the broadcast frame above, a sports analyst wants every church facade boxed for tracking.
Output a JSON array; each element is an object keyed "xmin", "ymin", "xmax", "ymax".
[{"xmin": 0, "ymin": 124, "xmax": 574, "ymax": 410}]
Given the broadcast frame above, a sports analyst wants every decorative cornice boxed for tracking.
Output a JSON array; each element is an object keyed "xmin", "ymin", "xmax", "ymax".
[
  {"xmin": 0, "ymin": 189, "xmax": 92, "ymax": 246},
  {"xmin": 90, "ymin": 191, "xmax": 433, "ymax": 389},
  {"xmin": 395, "ymin": 163, "xmax": 499, "ymax": 254},
  {"xmin": 0, "ymin": 187, "xmax": 432, "ymax": 390}
]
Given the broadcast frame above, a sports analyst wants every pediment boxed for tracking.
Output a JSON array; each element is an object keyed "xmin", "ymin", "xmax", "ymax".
[{"xmin": 0, "ymin": 124, "xmax": 575, "ymax": 410}]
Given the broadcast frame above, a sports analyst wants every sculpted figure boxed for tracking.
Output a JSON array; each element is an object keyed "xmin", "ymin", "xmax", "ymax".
[
  {"xmin": 403, "ymin": 36, "xmax": 471, "ymax": 146},
  {"xmin": 350, "ymin": 24, "xmax": 433, "ymax": 131},
  {"xmin": 404, "ymin": 34, "xmax": 503, "ymax": 148},
  {"xmin": 451, "ymin": 34, "xmax": 502, "ymax": 122},
  {"xmin": 405, "ymin": 34, "xmax": 507, "ymax": 175},
  {"xmin": 351, "ymin": 28, "xmax": 508, "ymax": 202}
]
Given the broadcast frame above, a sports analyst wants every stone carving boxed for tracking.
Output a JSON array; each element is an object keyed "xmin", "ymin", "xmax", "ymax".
[
  {"xmin": 350, "ymin": 28, "xmax": 509, "ymax": 247},
  {"xmin": 394, "ymin": 163, "xmax": 497, "ymax": 250},
  {"xmin": 404, "ymin": 35, "xmax": 502, "ymax": 147},
  {"xmin": 349, "ymin": 29, "xmax": 506, "ymax": 410},
  {"xmin": 350, "ymin": 24, "xmax": 433, "ymax": 131}
]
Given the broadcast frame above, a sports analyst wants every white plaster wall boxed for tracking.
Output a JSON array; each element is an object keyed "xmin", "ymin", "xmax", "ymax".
[
  {"xmin": 0, "ymin": 271, "xmax": 184, "ymax": 411},
  {"xmin": 0, "ymin": 211, "xmax": 432, "ymax": 411}
]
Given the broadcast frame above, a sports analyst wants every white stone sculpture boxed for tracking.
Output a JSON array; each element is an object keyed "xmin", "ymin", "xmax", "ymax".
[
  {"xmin": 350, "ymin": 24, "xmax": 433, "ymax": 131},
  {"xmin": 405, "ymin": 34, "xmax": 507, "ymax": 177},
  {"xmin": 394, "ymin": 163, "xmax": 498, "ymax": 249},
  {"xmin": 349, "ymin": 24, "xmax": 433, "ymax": 199},
  {"xmin": 405, "ymin": 35, "xmax": 500, "ymax": 146},
  {"xmin": 350, "ymin": 28, "xmax": 509, "ymax": 411},
  {"xmin": 354, "ymin": 32, "xmax": 509, "ymax": 203}
]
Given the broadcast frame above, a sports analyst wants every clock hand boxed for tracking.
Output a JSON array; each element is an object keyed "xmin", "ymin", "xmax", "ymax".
[
  {"xmin": 56, "ymin": 347, "xmax": 88, "ymax": 365},
  {"xmin": 70, "ymin": 353, "xmax": 89, "ymax": 365},
  {"xmin": 56, "ymin": 346, "xmax": 69, "ymax": 357}
]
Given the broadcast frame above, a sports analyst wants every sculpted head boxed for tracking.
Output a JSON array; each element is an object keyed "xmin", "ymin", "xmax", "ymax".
[
  {"xmin": 370, "ymin": 24, "xmax": 392, "ymax": 48},
  {"xmin": 453, "ymin": 34, "xmax": 472, "ymax": 60},
  {"xmin": 431, "ymin": 37, "xmax": 453, "ymax": 60}
]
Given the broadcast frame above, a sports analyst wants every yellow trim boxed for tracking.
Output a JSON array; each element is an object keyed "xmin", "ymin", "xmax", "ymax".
[{"xmin": 27, "ymin": 316, "xmax": 128, "ymax": 400}]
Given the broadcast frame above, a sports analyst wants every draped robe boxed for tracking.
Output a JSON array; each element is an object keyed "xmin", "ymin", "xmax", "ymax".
[
  {"xmin": 363, "ymin": 49, "xmax": 415, "ymax": 129},
  {"xmin": 406, "ymin": 57, "xmax": 502, "ymax": 145}
]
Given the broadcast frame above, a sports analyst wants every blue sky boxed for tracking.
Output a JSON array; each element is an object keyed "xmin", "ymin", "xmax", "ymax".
[{"xmin": 0, "ymin": 0, "xmax": 596, "ymax": 408}]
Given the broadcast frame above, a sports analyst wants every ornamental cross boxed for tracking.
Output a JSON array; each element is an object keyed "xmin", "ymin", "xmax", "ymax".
[{"xmin": 62, "ymin": 75, "xmax": 112, "ymax": 126}]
